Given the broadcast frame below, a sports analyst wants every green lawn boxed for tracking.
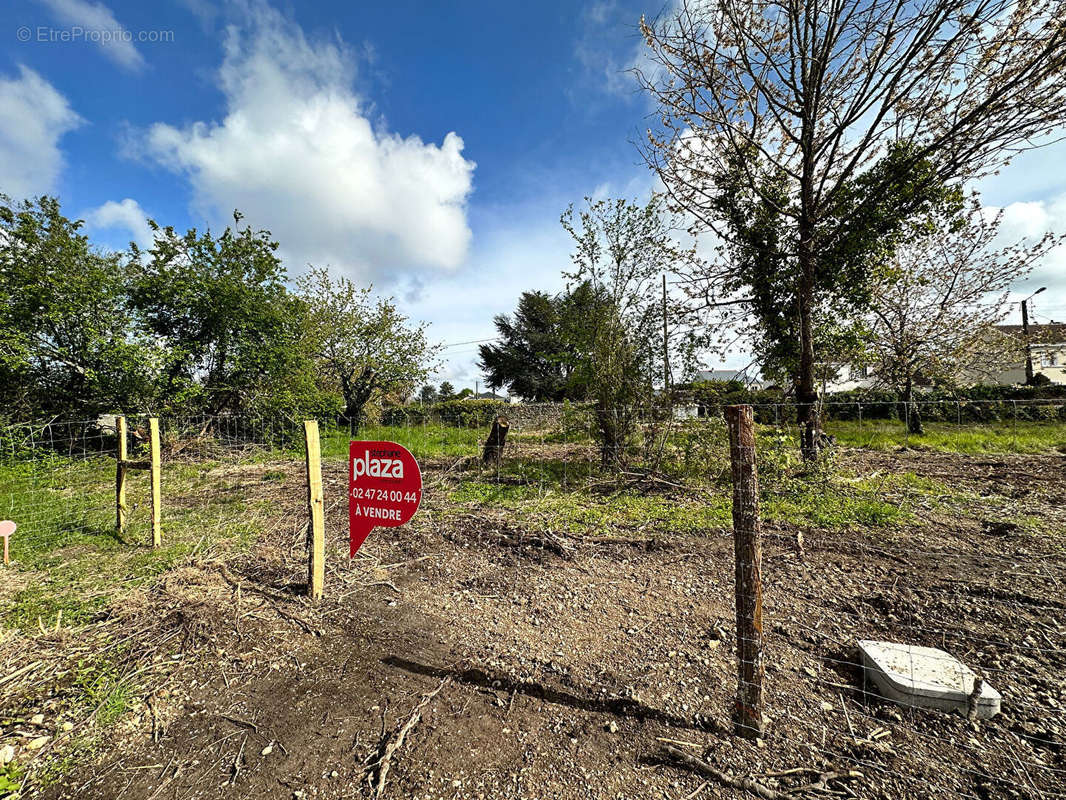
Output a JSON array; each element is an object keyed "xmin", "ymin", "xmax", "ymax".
[
  {"xmin": 444, "ymin": 469, "xmax": 946, "ymax": 537},
  {"xmin": 0, "ymin": 450, "xmax": 290, "ymax": 792},
  {"xmin": 825, "ymin": 419, "xmax": 1066, "ymax": 454},
  {"xmin": 317, "ymin": 422, "xmax": 483, "ymax": 461},
  {"xmin": 0, "ymin": 456, "xmax": 274, "ymax": 632}
]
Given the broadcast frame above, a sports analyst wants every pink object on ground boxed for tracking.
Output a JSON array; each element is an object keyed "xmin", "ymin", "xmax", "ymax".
[{"xmin": 0, "ymin": 520, "xmax": 15, "ymax": 565}]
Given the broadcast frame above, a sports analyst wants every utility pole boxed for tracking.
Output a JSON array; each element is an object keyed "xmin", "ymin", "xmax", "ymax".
[
  {"xmin": 1022, "ymin": 300, "xmax": 1033, "ymax": 384},
  {"xmin": 1022, "ymin": 287, "xmax": 1046, "ymax": 385},
  {"xmin": 662, "ymin": 274, "xmax": 670, "ymax": 397}
]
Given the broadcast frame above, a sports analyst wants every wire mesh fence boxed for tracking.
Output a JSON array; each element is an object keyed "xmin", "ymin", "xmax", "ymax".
[{"xmin": 0, "ymin": 400, "xmax": 1063, "ymax": 797}]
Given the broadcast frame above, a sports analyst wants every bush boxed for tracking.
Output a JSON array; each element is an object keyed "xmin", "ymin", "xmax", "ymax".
[
  {"xmin": 676, "ymin": 380, "xmax": 1066, "ymax": 424},
  {"xmin": 822, "ymin": 384, "xmax": 1066, "ymax": 421},
  {"xmin": 381, "ymin": 398, "xmax": 504, "ymax": 428},
  {"xmin": 677, "ymin": 380, "xmax": 785, "ymax": 422}
]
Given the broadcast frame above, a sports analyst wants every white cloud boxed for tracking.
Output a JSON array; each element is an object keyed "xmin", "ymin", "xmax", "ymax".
[
  {"xmin": 39, "ymin": 0, "xmax": 146, "ymax": 71},
  {"xmin": 397, "ymin": 206, "xmax": 576, "ymax": 388},
  {"xmin": 83, "ymin": 197, "xmax": 154, "ymax": 249},
  {"xmin": 574, "ymin": 1, "xmax": 647, "ymax": 98},
  {"xmin": 176, "ymin": 0, "xmax": 219, "ymax": 31},
  {"xmin": 135, "ymin": 2, "xmax": 475, "ymax": 284},
  {"xmin": 975, "ymin": 138, "xmax": 1066, "ymax": 206},
  {"xmin": 0, "ymin": 66, "xmax": 81, "ymax": 198},
  {"xmin": 981, "ymin": 193, "xmax": 1066, "ymax": 321}
]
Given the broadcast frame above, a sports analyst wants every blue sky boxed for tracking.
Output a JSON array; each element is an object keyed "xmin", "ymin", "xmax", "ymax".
[{"xmin": 3, "ymin": 0, "xmax": 1066, "ymax": 389}]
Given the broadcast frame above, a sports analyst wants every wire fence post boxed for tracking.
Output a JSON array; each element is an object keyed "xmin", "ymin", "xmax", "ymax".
[
  {"xmin": 725, "ymin": 404, "xmax": 764, "ymax": 739},
  {"xmin": 304, "ymin": 420, "xmax": 325, "ymax": 602},
  {"xmin": 116, "ymin": 415, "xmax": 127, "ymax": 536},
  {"xmin": 149, "ymin": 417, "xmax": 162, "ymax": 548},
  {"xmin": 1011, "ymin": 399, "xmax": 1018, "ymax": 452}
]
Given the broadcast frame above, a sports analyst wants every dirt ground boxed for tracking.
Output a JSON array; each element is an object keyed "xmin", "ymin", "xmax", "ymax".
[{"xmin": 22, "ymin": 446, "xmax": 1066, "ymax": 800}]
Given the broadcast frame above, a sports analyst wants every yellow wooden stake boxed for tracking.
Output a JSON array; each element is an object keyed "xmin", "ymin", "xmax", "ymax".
[
  {"xmin": 116, "ymin": 416, "xmax": 128, "ymax": 536},
  {"xmin": 304, "ymin": 420, "xmax": 325, "ymax": 601},
  {"xmin": 149, "ymin": 417, "xmax": 162, "ymax": 548}
]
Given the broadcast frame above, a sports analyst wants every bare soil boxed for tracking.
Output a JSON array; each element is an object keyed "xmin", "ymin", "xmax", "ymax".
[{"xmin": 29, "ymin": 448, "xmax": 1066, "ymax": 800}]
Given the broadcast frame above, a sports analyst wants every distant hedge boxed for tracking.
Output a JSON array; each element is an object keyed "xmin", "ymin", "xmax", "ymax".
[
  {"xmin": 378, "ymin": 382, "xmax": 1066, "ymax": 430},
  {"xmin": 821, "ymin": 386, "xmax": 1066, "ymax": 422},
  {"xmin": 381, "ymin": 398, "xmax": 503, "ymax": 428},
  {"xmin": 678, "ymin": 380, "xmax": 1066, "ymax": 423}
]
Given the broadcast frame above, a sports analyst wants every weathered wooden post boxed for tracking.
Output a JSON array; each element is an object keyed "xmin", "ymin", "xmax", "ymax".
[
  {"xmin": 481, "ymin": 415, "xmax": 509, "ymax": 470},
  {"xmin": 724, "ymin": 404, "xmax": 764, "ymax": 739},
  {"xmin": 149, "ymin": 418, "xmax": 162, "ymax": 547},
  {"xmin": 304, "ymin": 420, "xmax": 325, "ymax": 601},
  {"xmin": 116, "ymin": 416, "xmax": 128, "ymax": 535}
]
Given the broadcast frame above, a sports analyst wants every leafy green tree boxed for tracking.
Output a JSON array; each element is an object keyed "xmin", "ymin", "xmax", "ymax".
[
  {"xmin": 640, "ymin": 0, "xmax": 1066, "ymax": 458},
  {"xmin": 0, "ymin": 195, "xmax": 155, "ymax": 418},
  {"xmin": 418, "ymin": 384, "xmax": 439, "ymax": 404},
  {"xmin": 129, "ymin": 212, "xmax": 322, "ymax": 418},
  {"xmin": 438, "ymin": 381, "xmax": 456, "ymax": 401},
  {"xmin": 456, "ymin": 387, "xmax": 474, "ymax": 399},
  {"xmin": 297, "ymin": 266, "xmax": 441, "ymax": 426},
  {"xmin": 561, "ymin": 194, "xmax": 687, "ymax": 467},
  {"xmin": 478, "ymin": 283, "xmax": 607, "ymax": 401},
  {"xmin": 686, "ymin": 145, "xmax": 958, "ymax": 411}
]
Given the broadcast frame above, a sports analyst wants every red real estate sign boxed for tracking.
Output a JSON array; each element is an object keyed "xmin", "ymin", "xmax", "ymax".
[{"xmin": 348, "ymin": 441, "xmax": 422, "ymax": 557}]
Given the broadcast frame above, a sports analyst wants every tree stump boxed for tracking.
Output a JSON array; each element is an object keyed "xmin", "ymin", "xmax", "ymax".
[{"xmin": 481, "ymin": 415, "xmax": 509, "ymax": 468}]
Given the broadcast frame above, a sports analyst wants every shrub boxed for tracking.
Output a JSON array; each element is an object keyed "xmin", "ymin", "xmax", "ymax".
[{"xmin": 381, "ymin": 398, "xmax": 504, "ymax": 428}]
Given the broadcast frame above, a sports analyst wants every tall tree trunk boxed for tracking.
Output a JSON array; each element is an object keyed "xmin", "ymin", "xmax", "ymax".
[
  {"xmin": 796, "ymin": 220, "xmax": 821, "ymax": 461},
  {"xmin": 796, "ymin": 68, "xmax": 821, "ymax": 462}
]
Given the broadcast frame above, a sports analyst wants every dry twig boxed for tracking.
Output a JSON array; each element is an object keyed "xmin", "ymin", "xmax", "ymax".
[{"xmin": 369, "ymin": 678, "xmax": 450, "ymax": 798}]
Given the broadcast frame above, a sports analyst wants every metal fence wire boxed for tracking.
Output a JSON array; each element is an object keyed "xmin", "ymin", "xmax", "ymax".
[{"xmin": 0, "ymin": 401, "xmax": 1062, "ymax": 798}]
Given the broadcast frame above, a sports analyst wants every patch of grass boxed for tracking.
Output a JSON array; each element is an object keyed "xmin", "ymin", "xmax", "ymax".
[
  {"xmin": 765, "ymin": 482, "xmax": 907, "ymax": 527},
  {"xmin": 0, "ymin": 459, "xmax": 124, "ymax": 566},
  {"xmin": 445, "ymin": 467, "xmax": 949, "ymax": 536},
  {"xmin": 73, "ymin": 657, "xmax": 133, "ymax": 728},
  {"xmin": 0, "ymin": 455, "xmax": 279, "ymax": 634},
  {"xmin": 825, "ymin": 419, "xmax": 1066, "ymax": 454},
  {"xmin": 3, "ymin": 581, "xmax": 110, "ymax": 632},
  {"xmin": 31, "ymin": 734, "xmax": 108, "ymax": 790},
  {"xmin": 0, "ymin": 761, "xmax": 24, "ymax": 798},
  {"xmin": 317, "ymin": 423, "xmax": 483, "ymax": 461},
  {"xmin": 449, "ymin": 482, "xmax": 545, "ymax": 504}
]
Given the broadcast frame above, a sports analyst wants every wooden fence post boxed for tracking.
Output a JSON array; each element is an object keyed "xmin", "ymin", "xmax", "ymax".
[
  {"xmin": 116, "ymin": 416, "xmax": 128, "ymax": 536},
  {"xmin": 149, "ymin": 418, "xmax": 162, "ymax": 548},
  {"xmin": 725, "ymin": 404, "xmax": 764, "ymax": 739},
  {"xmin": 304, "ymin": 420, "xmax": 325, "ymax": 601}
]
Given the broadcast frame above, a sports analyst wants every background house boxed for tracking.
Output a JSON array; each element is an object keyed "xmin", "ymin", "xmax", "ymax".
[
  {"xmin": 823, "ymin": 364, "xmax": 877, "ymax": 392},
  {"xmin": 991, "ymin": 323, "xmax": 1066, "ymax": 385},
  {"xmin": 691, "ymin": 369, "xmax": 769, "ymax": 389}
]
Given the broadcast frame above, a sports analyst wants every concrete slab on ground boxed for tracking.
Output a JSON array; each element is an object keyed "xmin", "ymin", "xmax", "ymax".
[{"xmin": 858, "ymin": 640, "xmax": 1001, "ymax": 719}]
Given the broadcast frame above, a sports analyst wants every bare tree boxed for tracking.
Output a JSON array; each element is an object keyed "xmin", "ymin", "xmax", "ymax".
[
  {"xmin": 561, "ymin": 194, "xmax": 691, "ymax": 468},
  {"xmin": 638, "ymin": 0, "xmax": 1066, "ymax": 458},
  {"xmin": 866, "ymin": 199, "xmax": 1060, "ymax": 432}
]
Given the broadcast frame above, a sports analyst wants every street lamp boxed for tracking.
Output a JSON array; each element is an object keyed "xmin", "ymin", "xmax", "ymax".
[{"xmin": 1022, "ymin": 287, "xmax": 1047, "ymax": 384}]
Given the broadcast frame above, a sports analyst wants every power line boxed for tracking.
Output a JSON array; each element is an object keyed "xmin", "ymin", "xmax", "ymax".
[{"xmin": 439, "ymin": 337, "xmax": 499, "ymax": 349}]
